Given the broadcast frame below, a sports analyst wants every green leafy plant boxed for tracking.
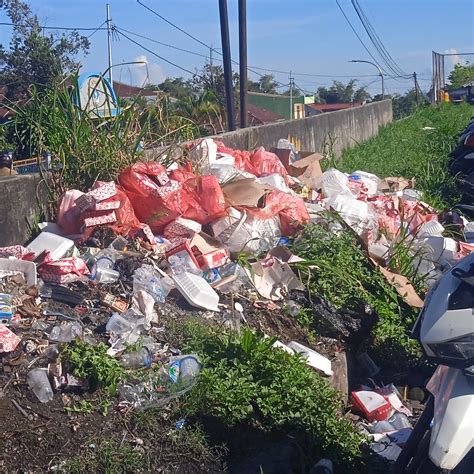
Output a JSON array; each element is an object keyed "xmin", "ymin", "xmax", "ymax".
[
  {"xmin": 61, "ymin": 341, "xmax": 125, "ymax": 395},
  {"xmin": 65, "ymin": 399, "xmax": 95, "ymax": 415},
  {"xmin": 291, "ymin": 223, "xmax": 421, "ymax": 368},
  {"xmin": 181, "ymin": 323, "xmax": 367, "ymax": 469}
]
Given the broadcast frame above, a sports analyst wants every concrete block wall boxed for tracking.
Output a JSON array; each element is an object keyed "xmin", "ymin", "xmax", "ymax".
[
  {"xmin": 213, "ymin": 99, "xmax": 393, "ymax": 156},
  {"xmin": 0, "ymin": 173, "xmax": 45, "ymax": 247}
]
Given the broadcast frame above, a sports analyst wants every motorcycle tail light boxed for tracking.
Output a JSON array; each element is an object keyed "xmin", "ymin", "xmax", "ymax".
[{"xmin": 428, "ymin": 334, "xmax": 474, "ymax": 362}]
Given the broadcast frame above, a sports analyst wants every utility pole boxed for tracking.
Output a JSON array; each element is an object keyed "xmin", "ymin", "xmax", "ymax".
[
  {"xmin": 289, "ymin": 71, "xmax": 293, "ymax": 120},
  {"xmin": 238, "ymin": 0, "xmax": 248, "ymax": 129},
  {"xmin": 106, "ymin": 4, "xmax": 113, "ymax": 84},
  {"xmin": 209, "ymin": 45, "xmax": 214, "ymax": 88},
  {"xmin": 413, "ymin": 72, "xmax": 419, "ymax": 105},
  {"xmin": 218, "ymin": 0, "xmax": 236, "ymax": 131}
]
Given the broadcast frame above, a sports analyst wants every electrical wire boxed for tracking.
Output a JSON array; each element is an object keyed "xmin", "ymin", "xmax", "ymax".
[
  {"xmin": 351, "ymin": 0, "xmax": 411, "ymax": 79},
  {"xmin": 87, "ymin": 20, "xmax": 107, "ymax": 39},
  {"xmin": 0, "ymin": 21, "xmax": 108, "ymax": 31},
  {"xmin": 136, "ymin": 0, "xmax": 211, "ymax": 51},
  {"xmin": 116, "ymin": 28, "xmax": 204, "ymax": 78},
  {"xmin": 334, "ymin": 0, "xmax": 386, "ymax": 74}
]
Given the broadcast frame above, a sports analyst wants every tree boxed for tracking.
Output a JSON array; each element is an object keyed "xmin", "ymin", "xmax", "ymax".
[
  {"xmin": 177, "ymin": 89, "xmax": 224, "ymax": 135},
  {"xmin": 257, "ymin": 74, "xmax": 278, "ymax": 94},
  {"xmin": 156, "ymin": 77, "xmax": 194, "ymax": 101},
  {"xmin": 447, "ymin": 62, "xmax": 474, "ymax": 89},
  {"xmin": 391, "ymin": 88, "xmax": 427, "ymax": 120},
  {"xmin": 0, "ymin": 0, "xmax": 90, "ymax": 101},
  {"xmin": 192, "ymin": 63, "xmax": 239, "ymax": 109},
  {"xmin": 316, "ymin": 79, "xmax": 370, "ymax": 104}
]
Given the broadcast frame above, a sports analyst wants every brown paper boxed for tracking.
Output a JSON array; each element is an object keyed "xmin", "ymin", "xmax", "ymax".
[
  {"xmin": 222, "ymin": 178, "xmax": 271, "ymax": 207},
  {"xmin": 271, "ymin": 148, "xmax": 324, "ymax": 186},
  {"xmin": 378, "ymin": 176, "xmax": 414, "ymax": 192},
  {"xmin": 378, "ymin": 266, "xmax": 424, "ymax": 308}
]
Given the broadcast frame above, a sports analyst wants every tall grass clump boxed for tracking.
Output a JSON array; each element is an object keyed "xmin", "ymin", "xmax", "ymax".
[
  {"xmin": 338, "ymin": 103, "xmax": 474, "ymax": 208},
  {"xmin": 4, "ymin": 73, "xmax": 197, "ymax": 209}
]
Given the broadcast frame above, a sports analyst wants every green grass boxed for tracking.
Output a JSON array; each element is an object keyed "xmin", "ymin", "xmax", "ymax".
[{"xmin": 338, "ymin": 103, "xmax": 474, "ymax": 208}]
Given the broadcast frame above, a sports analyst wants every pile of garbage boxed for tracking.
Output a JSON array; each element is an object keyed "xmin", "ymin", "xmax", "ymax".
[{"xmin": 1, "ymin": 137, "xmax": 473, "ymax": 461}]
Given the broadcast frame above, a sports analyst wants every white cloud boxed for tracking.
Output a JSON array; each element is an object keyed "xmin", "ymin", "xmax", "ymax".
[
  {"xmin": 444, "ymin": 48, "xmax": 467, "ymax": 66},
  {"xmin": 131, "ymin": 55, "xmax": 166, "ymax": 86}
]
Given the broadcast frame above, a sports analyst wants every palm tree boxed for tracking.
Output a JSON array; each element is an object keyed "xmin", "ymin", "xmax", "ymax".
[{"xmin": 177, "ymin": 89, "xmax": 224, "ymax": 135}]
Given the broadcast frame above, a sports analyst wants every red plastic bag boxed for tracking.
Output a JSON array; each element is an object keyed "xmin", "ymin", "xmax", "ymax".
[
  {"xmin": 108, "ymin": 186, "xmax": 142, "ymax": 236},
  {"xmin": 246, "ymin": 190, "xmax": 309, "ymax": 236},
  {"xmin": 250, "ymin": 147, "xmax": 289, "ymax": 182},
  {"xmin": 180, "ymin": 175, "xmax": 227, "ymax": 224},
  {"xmin": 119, "ymin": 162, "xmax": 227, "ymax": 233}
]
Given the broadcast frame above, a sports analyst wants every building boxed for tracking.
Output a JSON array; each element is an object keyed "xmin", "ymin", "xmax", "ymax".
[
  {"xmin": 248, "ymin": 92, "xmax": 315, "ymax": 120},
  {"xmin": 237, "ymin": 103, "xmax": 285, "ymax": 126}
]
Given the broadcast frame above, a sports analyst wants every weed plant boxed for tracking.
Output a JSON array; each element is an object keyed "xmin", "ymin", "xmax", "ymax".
[
  {"xmin": 181, "ymin": 323, "xmax": 367, "ymax": 470},
  {"xmin": 291, "ymin": 223, "xmax": 421, "ymax": 367}
]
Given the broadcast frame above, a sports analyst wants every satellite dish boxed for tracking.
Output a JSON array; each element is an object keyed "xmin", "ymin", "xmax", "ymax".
[{"xmin": 75, "ymin": 73, "xmax": 119, "ymax": 118}]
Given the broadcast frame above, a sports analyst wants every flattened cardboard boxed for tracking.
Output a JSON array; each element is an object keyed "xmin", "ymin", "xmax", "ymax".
[
  {"xmin": 222, "ymin": 178, "xmax": 272, "ymax": 207},
  {"xmin": 377, "ymin": 265, "xmax": 424, "ymax": 308},
  {"xmin": 271, "ymin": 148, "xmax": 324, "ymax": 187},
  {"xmin": 378, "ymin": 177, "xmax": 414, "ymax": 192}
]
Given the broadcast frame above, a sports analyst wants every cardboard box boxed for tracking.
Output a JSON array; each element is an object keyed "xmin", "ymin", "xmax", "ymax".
[{"xmin": 271, "ymin": 148, "xmax": 324, "ymax": 188}]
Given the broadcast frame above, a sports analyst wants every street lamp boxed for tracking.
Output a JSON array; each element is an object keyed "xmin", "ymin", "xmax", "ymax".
[{"xmin": 349, "ymin": 59, "xmax": 384, "ymax": 99}]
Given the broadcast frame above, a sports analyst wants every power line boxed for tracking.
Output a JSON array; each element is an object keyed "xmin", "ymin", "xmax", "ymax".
[
  {"xmin": 334, "ymin": 0, "xmax": 386, "ymax": 74},
  {"xmin": 350, "ymin": 0, "xmax": 411, "ymax": 79},
  {"xmin": 136, "ymin": 0, "xmax": 211, "ymax": 51},
  {"xmin": 116, "ymin": 28, "xmax": 203, "ymax": 78},
  {"xmin": 0, "ymin": 21, "xmax": 108, "ymax": 31},
  {"xmin": 115, "ymin": 26, "xmax": 212, "ymax": 60},
  {"xmin": 87, "ymin": 21, "xmax": 107, "ymax": 39}
]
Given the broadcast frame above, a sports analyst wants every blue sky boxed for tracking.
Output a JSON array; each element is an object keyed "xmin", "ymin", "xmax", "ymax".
[{"xmin": 1, "ymin": 0, "xmax": 473, "ymax": 95}]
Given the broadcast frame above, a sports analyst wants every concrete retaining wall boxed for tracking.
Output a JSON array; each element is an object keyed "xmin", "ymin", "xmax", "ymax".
[
  {"xmin": 0, "ymin": 100, "xmax": 392, "ymax": 246},
  {"xmin": 0, "ymin": 173, "xmax": 45, "ymax": 247},
  {"xmin": 213, "ymin": 99, "xmax": 392, "ymax": 156}
]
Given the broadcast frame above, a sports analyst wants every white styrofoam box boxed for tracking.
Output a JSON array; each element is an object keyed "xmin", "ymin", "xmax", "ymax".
[
  {"xmin": 27, "ymin": 232, "xmax": 74, "ymax": 260},
  {"xmin": 287, "ymin": 341, "xmax": 333, "ymax": 376},
  {"xmin": 0, "ymin": 258, "xmax": 37, "ymax": 285},
  {"xmin": 172, "ymin": 271, "xmax": 220, "ymax": 312}
]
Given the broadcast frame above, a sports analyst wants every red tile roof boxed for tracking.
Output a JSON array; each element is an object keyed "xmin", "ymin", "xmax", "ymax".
[
  {"xmin": 307, "ymin": 102, "xmax": 362, "ymax": 112},
  {"xmin": 238, "ymin": 103, "xmax": 284, "ymax": 125},
  {"xmin": 112, "ymin": 81, "xmax": 159, "ymax": 98}
]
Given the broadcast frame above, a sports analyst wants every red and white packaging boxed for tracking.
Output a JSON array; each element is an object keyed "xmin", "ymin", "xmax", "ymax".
[
  {"xmin": 351, "ymin": 390, "xmax": 392, "ymax": 422},
  {"xmin": 74, "ymin": 194, "xmax": 96, "ymax": 213},
  {"xmin": 88, "ymin": 181, "xmax": 117, "ymax": 202},
  {"xmin": 0, "ymin": 245, "xmax": 32, "ymax": 259},
  {"xmin": 95, "ymin": 200, "xmax": 121, "ymax": 211},
  {"xmin": 195, "ymin": 248, "xmax": 230, "ymax": 271},
  {"xmin": 164, "ymin": 218, "xmax": 202, "ymax": 241},
  {"xmin": 38, "ymin": 256, "xmax": 90, "ymax": 284},
  {"xmin": 0, "ymin": 326, "xmax": 21, "ymax": 353},
  {"xmin": 81, "ymin": 210, "xmax": 117, "ymax": 228},
  {"xmin": 166, "ymin": 242, "xmax": 200, "ymax": 271}
]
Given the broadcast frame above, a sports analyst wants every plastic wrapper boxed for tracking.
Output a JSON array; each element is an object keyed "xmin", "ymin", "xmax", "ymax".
[
  {"xmin": 119, "ymin": 355, "xmax": 201, "ymax": 410},
  {"xmin": 133, "ymin": 264, "xmax": 173, "ymax": 303},
  {"xmin": 247, "ymin": 190, "xmax": 310, "ymax": 237}
]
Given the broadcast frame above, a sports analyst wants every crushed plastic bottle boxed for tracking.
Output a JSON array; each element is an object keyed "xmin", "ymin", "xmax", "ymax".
[
  {"xmin": 49, "ymin": 322, "xmax": 82, "ymax": 343},
  {"xmin": 27, "ymin": 368, "xmax": 54, "ymax": 403},
  {"xmin": 133, "ymin": 265, "xmax": 172, "ymax": 303},
  {"xmin": 119, "ymin": 355, "xmax": 201, "ymax": 410},
  {"xmin": 120, "ymin": 347, "xmax": 152, "ymax": 369}
]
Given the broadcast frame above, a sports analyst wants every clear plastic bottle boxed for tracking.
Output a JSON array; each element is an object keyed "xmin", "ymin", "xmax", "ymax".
[
  {"xmin": 120, "ymin": 347, "xmax": 152, "ymax": 369},
  {"xmin": 49, "ymin": 322, "xmax": 82, "ymax": 343},
  {"xmin": 27, "ymin": 368, "xmax": 54, "ymax": 403}
]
